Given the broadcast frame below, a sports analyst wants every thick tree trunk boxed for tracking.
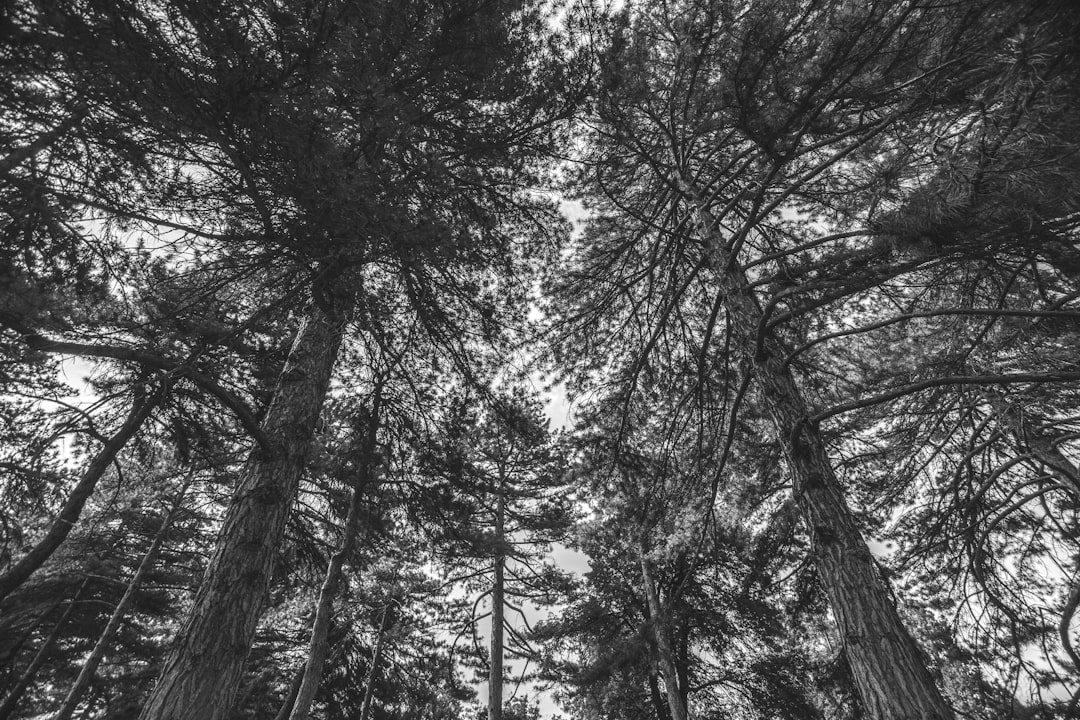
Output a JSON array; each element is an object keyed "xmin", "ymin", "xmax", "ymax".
[
  {"xmin": 54, "ymin": 482, "xmax": 189, "ymax": 720},
  {"xmin": 0, "ymin": 580, "xmax": 87, "ymax": 720},
  {"xmin": 140, "ymin": 301, "xmax": 348, "ymax": 720},
  {"xmin": 679, "ymin": 179, "xmax": 954, "ymax": 720},
  {"xmin": 0, "ymin": 389, "xmax": 158, "ymax": 604},
  {"xmin": 639, "ymin": 547, "xmax": 688, "ymax": 720},
  {"xmin": 489, "ymin": 487, "xmax": 506, "ymax": 720},
  {"xmin": 289, "ymin": 388, "xmax": 382, "ymax": 720}
]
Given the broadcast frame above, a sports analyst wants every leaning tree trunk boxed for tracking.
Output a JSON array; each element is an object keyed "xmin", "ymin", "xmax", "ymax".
[
  {"xmin": 0, "ymin": 387, "xmax": 158, "ymax": 604},
  {"xmin": 272, "ymin": 667, "xmax": 305, "ymax": 720},
  {"xmin": 679, "ymin": 179, "xmax": 954, "ymax": 720},
  {"xmin": 358, "ymin": 603, "xmax": 392, "ymax": 720},
  {"xmin": 0, "ymin": 581, "xmax": 87, "ymax": 720},
  {"xmin": 54, "ymin": 480, "xmax": 190, "ymax": 720},
  {"xmin": 288, "ymin": 385, "xmax": 383, "ymax": 720},
  {"xmin": 639, "ymin": 546, "xmax": 688, "ymax": 720},
  {"xmin": 140, "ymin": 300, "xmax": 349, "ymax": 720}
]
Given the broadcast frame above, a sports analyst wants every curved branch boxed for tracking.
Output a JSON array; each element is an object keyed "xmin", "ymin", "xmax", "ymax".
[
  {"xmin": 0, "ymin": 105, "xmax": 87, "ymax": 175},
  {"xmin": 0, "ymin": 386, "xmax": 161, "ymax": 604},
  {"xmin": 812, "ymin": 372, "xmax": 1080, "ymax": 425},
  {"xmin": 0, "ymin": 316, "xmax": 270, "ymax": 452},
  {"xmin": 784, "ymin": 308, "xmax": 1080, "ymax": 371},
  {"xmin": 1061, "ymin": 580, "xmax": 1080, "ymax": 683}
]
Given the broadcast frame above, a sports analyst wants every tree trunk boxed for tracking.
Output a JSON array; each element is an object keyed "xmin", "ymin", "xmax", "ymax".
[
  {"xmin": 54, "ymin": 481, "xmax": 190, "ymax": 720},
  {"xmin": 273, "ymin": 667, "xmax": 304, "ymax": 720},
  {"xmin": 489, "ymin": 485, "xmax": 506, "ymax": 720},
  {"xmin": 679, "ymin": 178, "xmax": 954, "ymax": 720},
  {"xmin": 289, "ymin": 386, "xmax": 383, "ymax": 720},
  {"xmin": 0, "ymin": 388, "xmax": 158, "ymax": 604},
  {"xmin": 675, "ymin": 615, "xmax": 690, "ymax": 714},
  {"xmin": 639, "ymin": 547, "xmax": 688, "ymax": 720},
  {"xmin": 359, "ymin": 603, "xmax": 392, "ymax": 720},
  {"xmin": 0, "ymin": 580, "xmax": 87, "ymax": 720},
  {"xmin": 140, "ymin": 300, "xmax": 349, "ymax": 720},
  {"xmin": 647, "ymin": 667, "xmax": 673, "ymax": 720}
]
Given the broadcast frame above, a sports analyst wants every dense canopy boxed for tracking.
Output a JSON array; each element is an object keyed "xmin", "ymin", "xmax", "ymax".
[{"xmin": 1, "ymin": 1, "xmax": 1078, "ymax": 719}]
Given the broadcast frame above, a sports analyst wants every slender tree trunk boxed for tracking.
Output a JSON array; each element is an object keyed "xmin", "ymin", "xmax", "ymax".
[
  {"xmin": 675, "ymin": 616, "xmax": 690, "ymax": 713},
  {"xmin": 647, "ymin": 667, "xmax": 673, "ymax": 720},
  {"xmin": 639, "ymin": 546, "xmax": 688, "ymax": 720},
  {"xmin": 273, "ymin": 667, "xmax": 305, "ymax": 720},
  {"xmin": 289, "ymin": 387, "xmax": 383, "ymax": 720},
  {"xmin": 489, "ymin": 485, "xmax": 506, "ymax": 720},
  {"xmin": 0, "ymin": 580, "xmax": 88, "ymax": 720},
  {"xmin": 0, "ymin": 388, "xmax": 158, "ymax": 604},
  {"xmin": 359, "ymin": 604, "xmax": 392, "ymax": 720},
  {"xmin": 679, "ymin": 178, "xmax": 954, "ymax": 720},
  {"xmin": 54, "ymin": 481, "xmax": 190, "ymax": 720},
  {"xmin": 140, "ymin": 300, "xmax": 349, "ymax": 720}
]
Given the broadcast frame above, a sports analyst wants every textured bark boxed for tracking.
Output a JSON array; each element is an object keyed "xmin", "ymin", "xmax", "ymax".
[
  {"xmin": 54, "ymin": 482, "xmax": 189, "ymax": 720},
  {"xmin": 0, "ymin": 581, "xmax": 87, "ymax": 720},
  {"xmin": 489, "ymin": 486, "xmax": 506, "ymax": 720},
  {"xmin": 679, "ymin": 179, "xmax": 954, "ymax": 720},
  {"xmin": 289, "ymin": 389, "xmax": 382, "ymax": 720},
  {"xmin": 0, "ymin": 389, "xmax": 158, "ymax": 604},
  {"xmin": 140, "ymin": 301, "xmax": 348, "ymax": 720},
  {"xmin": 639, "ymin": 549, "xmax": 688, "ymax": 720}
]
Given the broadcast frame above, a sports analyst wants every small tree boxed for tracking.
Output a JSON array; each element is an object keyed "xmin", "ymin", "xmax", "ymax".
[{"xmin": 419, "ymin": 389, "xmax": 570, "ymax": 720}]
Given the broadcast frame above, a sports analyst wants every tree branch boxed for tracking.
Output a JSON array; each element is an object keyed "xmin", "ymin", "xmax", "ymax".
[
  {"xmin": 812, "ymin": 372, "xmax": 1080, "ymax": 425},
  {"xmin": 0, "ymin": 315, "xmax": 270, "ymax": 452}
]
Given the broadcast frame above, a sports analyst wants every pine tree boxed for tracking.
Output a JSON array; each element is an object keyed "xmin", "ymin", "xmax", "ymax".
[
  {"xmin": 544, "ymin": 1, "xmax": 1080, "ymax": 716},
  {"xmin": 417, "ymin": 389, "xmax": 570, "ymax": 720}
]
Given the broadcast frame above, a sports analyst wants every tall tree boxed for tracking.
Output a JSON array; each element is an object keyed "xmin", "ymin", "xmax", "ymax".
[
  {"xmin": 4, "ymin": 0, "xmax": 573, "ymax": 717},
  {"xmin": 547, "ymin": 0, "xmax": 1080, "ymax": 716},
  {"xmin": 418, "ymin": 390, "xmax": 570, "ymax": 720},
  {"xmin": 538, "ymin": 390, "xmax": 819, "ymax": 720}
]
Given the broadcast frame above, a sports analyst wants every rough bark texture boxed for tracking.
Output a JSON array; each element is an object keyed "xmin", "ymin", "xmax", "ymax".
[
  {"xmin": 680, "ymin": 179, "xmax": 954, "ymax": 720},
  {"xmin": 289, "ymin": 389, "xmax": 382, "ymax": 720},
  {"xmin": 0, "ymin": 390, "xmax": 157, "ymax": 604},
  {"xmin": 140, "ymin": 301, "xmax": 348, "ymax": 720},
  {"xmin": 55, "ymin": 482, "xmax": 188, "ymax": 720},
  {"xmin": 489, "ymin": 487, "xmax": 506, "ymax": 720},
  {"xmin": 640, "ymin": 549, "xmax": 688, "ymax": 720}
]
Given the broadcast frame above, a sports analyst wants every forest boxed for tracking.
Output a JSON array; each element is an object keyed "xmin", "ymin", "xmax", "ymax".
[{"xmin": 1, "ymin": 0, "xmax": 1078, "ymax": 718}]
